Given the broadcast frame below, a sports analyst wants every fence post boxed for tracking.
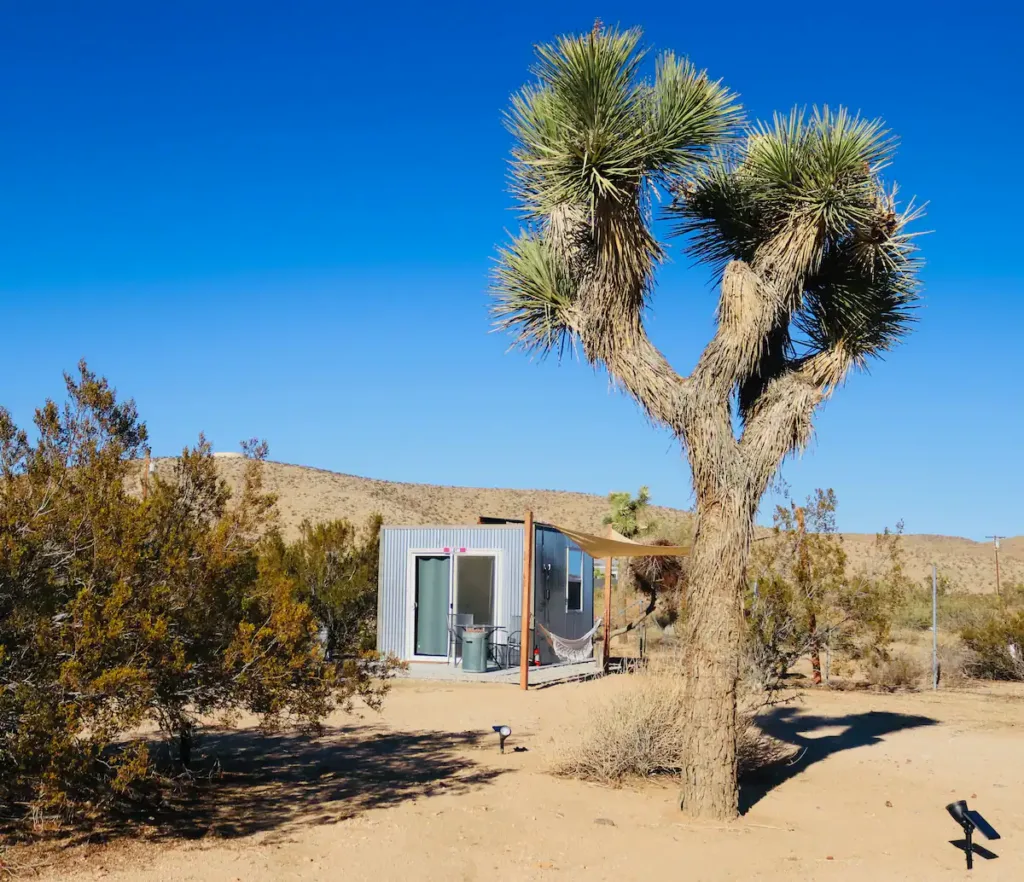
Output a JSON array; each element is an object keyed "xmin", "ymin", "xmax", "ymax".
[
  {"xmin": 519, "ymin": 511, "xmax": 534, "ymax": 691},
  {"xmin": 932, "ymin": 563, "xmax": 938, "ymax": 690},
  {"xmin": 603, "ymin": 556, "xmax": 613, "ymax": 671}
]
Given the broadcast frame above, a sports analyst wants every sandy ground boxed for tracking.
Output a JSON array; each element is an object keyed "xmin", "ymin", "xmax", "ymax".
[{"xmin": 25, "ymin": 675, "xmax": 1024, "ymax": 882}]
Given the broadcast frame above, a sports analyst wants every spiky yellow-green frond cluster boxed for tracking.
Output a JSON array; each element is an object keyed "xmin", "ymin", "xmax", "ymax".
[
  {"xmin": 493, "ymin": 25, "xmax": 741, "ymax": 358},
  {"xmin": 672, "ymin": 107, "xmax": 923, "ymax": 391}
]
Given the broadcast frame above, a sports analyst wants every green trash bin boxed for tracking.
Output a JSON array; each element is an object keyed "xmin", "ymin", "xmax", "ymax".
[{"xmin": 461, "ymin": 628, "xmax": 489, "ymax": 673}]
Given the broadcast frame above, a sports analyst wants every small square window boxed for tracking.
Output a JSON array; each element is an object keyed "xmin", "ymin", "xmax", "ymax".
[{"xmin": 567, "ymin": 547, "xmax": 583, "ymax": 612}]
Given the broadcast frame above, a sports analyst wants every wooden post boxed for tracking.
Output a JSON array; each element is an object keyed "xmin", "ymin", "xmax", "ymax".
[
  {"xmin": 932, "ymin": 564, "xmax": 938, "ymax": 690},
  {"xmin": 603, "ymin": 556, "xmax": 613, "ymax": 671},
  {"xmin": 519, "ymin": 511, "xmax": 535, "ymax": 690}
]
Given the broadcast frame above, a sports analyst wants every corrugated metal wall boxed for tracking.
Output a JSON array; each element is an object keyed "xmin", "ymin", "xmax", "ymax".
[
  {"xmin": 377, "ymin": 523, "xmax": 595, "ymax": 664},
  {"xmin": 533, "ymin": 526, "xmax": 595, "ymax": 665},
  {"xmin": 377, "ymin": 525, "xmax": 524, "ymax": 659}
]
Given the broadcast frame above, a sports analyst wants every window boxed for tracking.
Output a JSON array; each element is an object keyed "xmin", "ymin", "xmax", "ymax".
[{"xmin": 566, "ymin": 547, "xmax": 583, "ymax": 612}]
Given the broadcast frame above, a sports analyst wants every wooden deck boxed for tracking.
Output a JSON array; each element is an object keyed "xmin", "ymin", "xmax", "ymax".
[{"xmin": 402, "ymin": 659, "xmax": 601, "ymax": 686}]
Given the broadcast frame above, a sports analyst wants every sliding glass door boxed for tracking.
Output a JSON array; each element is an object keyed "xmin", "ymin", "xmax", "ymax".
[
  {"xmin": 454, "ymin": 555, "xmax": 496, "ymax": 625},
  {"xmin": 412, "ymin": 551, "xmax": 499, "ymax": 658},
  {"xmin": 414, "ymin": 555, "xmax": 450, "ymax": 656}
]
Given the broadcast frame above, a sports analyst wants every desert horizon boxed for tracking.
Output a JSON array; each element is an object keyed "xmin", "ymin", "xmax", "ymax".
[{"xmin": 142, "ymin": 455, "xmax": 1022, "ymax": 596}]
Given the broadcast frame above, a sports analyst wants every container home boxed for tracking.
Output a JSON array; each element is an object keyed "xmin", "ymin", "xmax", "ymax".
[{"xmin": 376, "ymin": 521, "xmax": 595, "ymax": 667}]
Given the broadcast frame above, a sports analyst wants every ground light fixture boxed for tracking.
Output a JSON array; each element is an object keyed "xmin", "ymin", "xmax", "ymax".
[
  {"xmin": 492, "ymin": 725, "xmax": 512, "ymax": 753},
  {"xmin": 946, "ymin": 799, "xmax": 1000, "ymax": 870}
]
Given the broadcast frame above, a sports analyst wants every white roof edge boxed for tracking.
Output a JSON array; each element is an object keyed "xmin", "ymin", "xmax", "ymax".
[{"xmin": 381, "ymin": 523, "xmax": 523, "ymax": 530}]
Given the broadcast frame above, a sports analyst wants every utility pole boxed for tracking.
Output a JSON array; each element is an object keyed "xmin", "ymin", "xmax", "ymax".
[{"xmin": 985, "ymin": 536, "xmax": 1004, "ymax": 599}]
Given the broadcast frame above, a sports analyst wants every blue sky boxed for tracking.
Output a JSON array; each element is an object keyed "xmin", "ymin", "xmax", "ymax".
[{"xmin": 1, "ymin": 1, "xmax": 1021, "ymax": 538}]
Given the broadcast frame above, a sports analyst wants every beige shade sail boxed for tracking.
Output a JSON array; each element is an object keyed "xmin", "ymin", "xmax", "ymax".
[{"xmin": 552, "ymin": 524, "xmax": 690, "ymax": 559}]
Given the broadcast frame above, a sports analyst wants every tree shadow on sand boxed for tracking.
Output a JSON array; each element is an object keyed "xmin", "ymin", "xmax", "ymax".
[
  {"xmin": 740, "ymin": 706, "xmax": 938, "ymax": 813},
  {"xmin": 65, "ymin": 725, "xmax": 504, "ymax": 846}
]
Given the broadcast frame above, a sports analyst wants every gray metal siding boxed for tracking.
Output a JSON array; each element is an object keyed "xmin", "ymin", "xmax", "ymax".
[
  {"xmin": 377, "ymin": 526, "xmax": 525, "ymax": 659},
  {"xmin": 533, "ymin": 526, "xmax": 595, "ymax": 665}
]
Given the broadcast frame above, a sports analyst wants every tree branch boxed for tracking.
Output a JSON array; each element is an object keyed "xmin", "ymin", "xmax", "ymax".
[
  {"xmin": 739, "ymin": 349, "xmax": 850, "ymax": 497},
  {"xmin": 574, "ymin": 299, "xmax": 689, "ymax": 431},
  {"xmin": 599, "ymin": 590, "xmax": 660, "ymax": 641},
  {"xmin": 549, "ymin": 203, "xmax": 690, "ymax": 432},
  {"xmin": 673, "ymin": 259, "xmax": 792, "ymax": 501},
  {"xmin": 691, "ymin": 260, "xmax": 783, "ymax": 399}
]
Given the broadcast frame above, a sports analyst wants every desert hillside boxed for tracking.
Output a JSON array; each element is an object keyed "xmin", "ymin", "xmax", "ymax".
[{"xmin": 150, "ymin": 456, "xmax": 1022, "ymax": 594}]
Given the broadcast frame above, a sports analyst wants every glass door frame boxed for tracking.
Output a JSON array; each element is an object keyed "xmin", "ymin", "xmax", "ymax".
[{"xmin": 405, "ymin": 547, "xmax": 505, "ymax": 662}]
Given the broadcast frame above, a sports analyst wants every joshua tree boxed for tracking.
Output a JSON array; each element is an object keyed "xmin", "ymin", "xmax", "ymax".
[
  {"xmin": 603, "ymin": 486, "xmax": 654, "ymax": 538},
  {"xmin": 492, "ymin": 26, "xmax": 922, "ymax": 818}
]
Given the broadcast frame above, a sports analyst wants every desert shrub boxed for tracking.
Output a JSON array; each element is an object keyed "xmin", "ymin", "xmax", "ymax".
[
  {"xmin": 942, "ymin": 593, "xmax": 1005, "ymax": 633},
  {"xmin": 551, "ymin": 654, "xmax": 789, "ymax": 783},
  {"xmin": 936, "ymin": 643, "xmax": 972, "ymax": 688},
  {"xmin": 261, "ymin": 514, "xmax": 383, "ymax": 658},
  {"xmin": 745, "ymin": 491, "xmax": 908, "ymax": 688},
  {"xmin": 895, "ymin": 575, "xmax": 1024, "ymax": 634},
  {"xmin": 866, "ymin": 652, "xmax": 924, "ymax": 691},
  {"xmin": 894, "ymin": 573, "xmax": 958, "ymax": 630},
  {"xmin": 944, "ymin": 593, "xmax": 997, "ymax": 632},
  {"xmin": 893, "ymin": 589, "xmax": 932, "ymax": 630},
  {"xmin": 961, "ymin": 612, "xmax": 1024, "ymax": 681},
  {"xmin": 743, "ymin": 573, "xmax": 799, "ymax": 691},
  {"xmin": 0, "ymin": 365, "xmax": 392, "ymax": 824}
]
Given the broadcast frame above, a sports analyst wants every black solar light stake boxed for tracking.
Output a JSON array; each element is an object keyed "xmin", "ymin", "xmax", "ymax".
[
  {"xmin": 492, "ymin": 725, "xmax": 511, "ymax": 753},
  {"xmin": 948, "ymin": 801, "xmax": 976, "ymax": 870},
  {"xmin": 947, "ymin": 799, "xmax": 1000, "ymax": 870}
]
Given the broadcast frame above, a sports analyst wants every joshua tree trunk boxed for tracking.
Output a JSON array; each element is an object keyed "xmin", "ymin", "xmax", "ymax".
[
  {"xmin": 809, "ymin": 613, "xmax": 823, "ymax": 685},
  {"xmin": 571, "ymin": 262, "xmax": 824, "ymax": 821},
  {"xmin": 679, "ymin": 494, "xmax": 750, "ymax": 818}
]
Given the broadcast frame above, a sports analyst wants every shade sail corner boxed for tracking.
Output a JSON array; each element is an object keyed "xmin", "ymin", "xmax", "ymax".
[{"xmin": 550, "ymin": 524, "xmax": 690, "ymax": 558}]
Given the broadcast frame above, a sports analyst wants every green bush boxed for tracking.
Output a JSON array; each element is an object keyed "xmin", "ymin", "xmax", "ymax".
[
  {"xmin": 0, "ymin": 365, "xmax": 393, "ymax": 824},
  {"xmin": 961, "ymin": 612, "xmax": 1024, "ymax": 681},
  {"xmin": 895, "ymin": 584, "xmax": 1014, "ymax": 634},
  {"xmin": 261, "ymin": 515, "xmax": 383, "ymax": 659}
]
